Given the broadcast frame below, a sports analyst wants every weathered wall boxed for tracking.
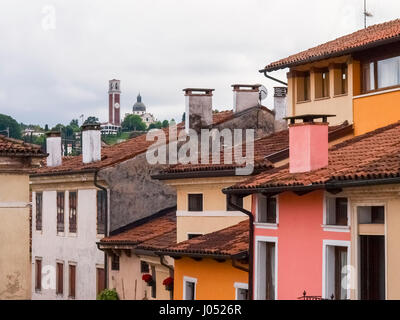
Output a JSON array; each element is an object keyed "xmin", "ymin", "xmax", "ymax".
[
  {"xmin": 99, "ymin": 153, "xmax": 176, "ymax": 232},
  {"xmin": 0, "ymin": 174, "xmax": 31, "ymax": 300}
]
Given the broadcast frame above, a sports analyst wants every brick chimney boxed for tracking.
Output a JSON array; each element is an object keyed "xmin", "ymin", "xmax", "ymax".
[
  {"xmin": 232, "ymin": 84, "xmax": 261, "ymax": 113},
  {"xmin": 184, "ymin": 88, "xmax": 214, "ymax": 132},
  {"xmin": 46, "ymin": 131, "xmax": 62, "ymax": 167},
  {"xmin": 81, "ymin": 122, "xmax": 101, "ymax": 164},
  {"xmin": 287, "ymin": 114, "xmax": 334, "ymax": 173}
]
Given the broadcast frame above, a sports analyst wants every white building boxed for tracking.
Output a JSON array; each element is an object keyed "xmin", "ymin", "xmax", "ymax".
[
  {"xmin": 30, "ymin": 127, "xmax": 108, "ymax": 300},
  {"xmin": 132, "ymin": 93, "xmax": 156, "ymax": 127}
]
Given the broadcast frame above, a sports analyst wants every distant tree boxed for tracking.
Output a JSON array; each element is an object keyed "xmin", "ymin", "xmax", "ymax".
[
  {"xmin": 0, "ymin": 114, "xmax": 22, "ymax": 139},
  {"xmin": 162, "ymin": 120, "xmax": 169, "ymax": 128},
  {"xmin": 84, "ymin": 116, "xmax": 99, "ymax": 124},
  {"xmin": 69, "ymin": 119, "xmax": 80, "ymax": 132},
  {"xmin": 44, "ymin": 124, "xmax": 49, "ymax": 131},
  {"xmin": 51, "ymin": 123, "xmax": 65, "ymax": 132},
  {"xmin": 182, "ymin": 112, "xmax": 185, "ymax": 122},
  {"xmin": 122, "ymin": 114, "xmax": 146, "ymax": 131}
]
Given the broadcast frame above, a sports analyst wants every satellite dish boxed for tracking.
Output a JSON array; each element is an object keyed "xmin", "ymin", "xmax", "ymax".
[{"xmin": 259, "ymin": 85, "xmax": 268, "ymax": 101}]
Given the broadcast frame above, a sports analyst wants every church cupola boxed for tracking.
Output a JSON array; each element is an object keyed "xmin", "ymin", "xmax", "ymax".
[{"xmin": 132, "ymin": 92, "xmax": 147, "ymax": 114}]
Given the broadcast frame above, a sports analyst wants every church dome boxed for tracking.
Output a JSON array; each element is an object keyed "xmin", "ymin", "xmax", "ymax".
[{"xmin": 132, "ymin": 93, "xmax": 146, "ymax": 112}]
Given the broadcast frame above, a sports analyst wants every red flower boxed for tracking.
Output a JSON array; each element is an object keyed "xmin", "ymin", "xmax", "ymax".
[
  {"xmin": 142, "ymin": 274, "xmax": 153, "ymax": 283},
  {"xmin": 163, "ymin": 277, "xmax": 174, "ymax": 286}
]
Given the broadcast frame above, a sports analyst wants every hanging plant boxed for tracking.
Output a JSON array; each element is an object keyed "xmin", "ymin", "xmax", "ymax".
[
  {"xmin": 142, "ymin": 273, "xmax": 154, "ymax": 286},
  {"xmin": 163, "ymin": 277, "xmax": 174, "ymax": 291}
]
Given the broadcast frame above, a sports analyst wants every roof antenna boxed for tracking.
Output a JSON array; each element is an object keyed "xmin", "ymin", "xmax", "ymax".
[{"xmin": 364, "ymin": 0, "xmax": 373, "ymax": 28}]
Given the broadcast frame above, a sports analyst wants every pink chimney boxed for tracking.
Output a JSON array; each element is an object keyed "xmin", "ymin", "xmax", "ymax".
[{"xmin": 287, "ymin": 114, "xmax": 334, "ymax": 173}]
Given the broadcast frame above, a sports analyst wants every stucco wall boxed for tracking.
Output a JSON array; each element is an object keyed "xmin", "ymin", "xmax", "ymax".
[
  {"xmin": 0, "ymin": 174, "xmax": 31, "ymax": 299},
  {"xmin": 31, "ymin": 189, "xmax": 104, "ymax": 300},
  {"xmin": 174, "ymin": 257, "xmax": 248, "ymax": 300}
]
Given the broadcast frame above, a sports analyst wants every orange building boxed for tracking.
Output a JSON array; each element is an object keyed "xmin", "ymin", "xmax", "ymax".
[{"xmin": 261, "ymin": 19, "xmax": 400, "ymax": 136}]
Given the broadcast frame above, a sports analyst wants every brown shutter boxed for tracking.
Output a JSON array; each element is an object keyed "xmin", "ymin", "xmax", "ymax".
[
  {"xmin": 69, "ymin": 265, "xmax": 76, "ymax": 298},
  {"xmin": 97, "ymin": 268, "xmax": 105, "ymax": 295},
  {"xmin": 35, "ymin": 259, "xmax": 42, "ymax": 291}
]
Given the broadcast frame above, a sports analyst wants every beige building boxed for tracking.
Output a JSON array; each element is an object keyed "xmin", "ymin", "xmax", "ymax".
[{"xmin": 0, "ymin": 136, "xmax": 45, "ymax": 300}]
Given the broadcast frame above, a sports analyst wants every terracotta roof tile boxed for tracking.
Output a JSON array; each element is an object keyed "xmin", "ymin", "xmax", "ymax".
[
  {"xmin": 159, "ymin": 220, "xmax": 249, "ymax": 257},
  {"xmin": 226, "ymin": 121, "xmax": 400, "ymax": 192},
  {"xmin": 265, "ymin": 19, "xmax": 400, "ymax": 71},
  {"xmin": 33, "ymin": 111, "xmax": 234, "ymax": 176},
  {"xmin": 0, "ymin": 135, "xmax": 45, "ymax": 157}
]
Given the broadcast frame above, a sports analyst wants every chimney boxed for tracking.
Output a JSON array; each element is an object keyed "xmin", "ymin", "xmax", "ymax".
[
  {"xmin": 273, "ymin": 87, "xmax": 288, "ymax": 121},
  {"xmin": 287, "ymin": 114, "xmax": 334, "ymax": 173},
  {"xmin": 81, "ymin": 122, "xmax": 101, "ymax": 164},
  {"xmin": 232, "ymin": 84, "xmax": 261, "ymax": 113},
  {"xmin": 183, "ymin": 88, "xmax": 214, "ymax": 132},
  {"xmin": 46, "ymin": 131, "xmax": 62, "ymax": 167}
]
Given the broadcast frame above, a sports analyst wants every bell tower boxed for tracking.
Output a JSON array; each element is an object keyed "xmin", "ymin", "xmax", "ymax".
[{"xmin": 108, "ymin": 79, "xmax": 121, "ymax": 126}]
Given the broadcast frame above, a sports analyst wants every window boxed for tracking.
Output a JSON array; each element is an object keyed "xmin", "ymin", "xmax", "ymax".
[
  {"xmin": 111, "ymin": 254, "xmax": 120, "ymax": 271},
  {"xmin": 69, "ymin": 191, "xmax": 77, "ymax": 233},
  {"xmin": 234, "ymin": 283, "xmax": 249, "ymax": 300},
  {"xmin": 151, "ymin": 266, "xmax": 156, "ymax": 299},
  {"xmin": 57, "ymin": 192, "xmax": 65, "ymax": 233},
  {"xmin": 35, "ymin": 259, "xmax": 42, "ymax": 292},
  {"xmin": 325, "ymin": 197, "xmax": 348, "ymax": 226},
  {"xmin": 36, "ymin": 193, "xmax": 42, "ymax": 231},
  {"xmin": 334, "ymin": 64, "xmax": 348, "ymax": 95},
  {"xmin": 257, "ymin": 195, "xmax": 277, "ymax": 224},
  {"xmin": 97, "ymin": 190, "xmax": 107, "ymax": 234},
  {"xmin": 362, "ymin": 55, "xmax": 400, "ymax": 92},
  {"xmin": 140, "ymin": 261, "xmax": 149, "ymax": 273},
  {"xmin": 256, "ymin": 239, "xmax": 276, "ymax": 300},
  {"xmin": 183, "ymin": 277, "xmax": 197, "ymax": 300},
  {"xmin": 296, "ymin": 71, "xmax": 311, "ymax": 102},
  {"xmin": 187, "ymin": 233, "xmax": 202, "ymax": 240},
  {"xmin": 324, "ymin": 243, "xmax": 349, "ymax": 300},
  {"xmin": 188, "ymin": 194, "xmax": 203, "ymax": 212},
  {"xmin": 315, "ymin": 68, "xmax": 330, "ymax": 98},
  {"xmin": 69, "ymin": 264, "xmax": 76, "ymax": 299},
  {"xmin": 358, "ymin": 206, "xmax": 384, "ymax": 224},
  {"xmin": 96, "ymin": 267, "xmax": 105, "ymax": 295},
  {"xmin": 56, "ymin": 262, "xmax": 64, "ymax": 295}
]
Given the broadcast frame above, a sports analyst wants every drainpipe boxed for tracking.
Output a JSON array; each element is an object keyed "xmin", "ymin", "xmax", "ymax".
[
  {"xmin": 227, "ymin": 194, "xmax": 254, "ymax": 300},
  {"xmin": 156, "ymin": 253, "xmax": 174, "ymax": 300},
  {"xmin": 259, "ymin": 70, "xmax": 288, "ymax": 86},
  {"xmin": 94, "ymin": 170, "xmax": 109, "ymax": 290}
]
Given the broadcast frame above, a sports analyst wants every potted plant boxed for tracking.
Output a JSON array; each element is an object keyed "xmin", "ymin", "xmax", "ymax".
[
  {"xmin": 142, "ymin": 273, "xmax": 154, "ymax": 286},
  {"xmin": 162, "ymin": 277, "xmax": 174, "ymax": 291}
]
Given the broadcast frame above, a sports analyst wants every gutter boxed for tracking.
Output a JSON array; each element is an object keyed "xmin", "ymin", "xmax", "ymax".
[
  {"xmin": 226, "ymin": 196, "xmax": 254, "ymax": 300},
  {"xmin": 260, "ymin": 71, "xmax": 288, "ymax": 86},
  {"xmin": 94, "ymin": 170, "xmax": 109, "ymax": 290}
]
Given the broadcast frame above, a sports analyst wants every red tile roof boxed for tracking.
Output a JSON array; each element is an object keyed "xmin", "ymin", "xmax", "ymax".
[
  {"xmin": 100, "ymin": 210, "xmax": 176, "ymax": 247},
  {"xmin": 264, "ymin": 19, "xmax": 400, "ymax": 71},
  {"xmin": 0, "ymin": 135, "xmax": 45, "ymax": 157},
  {"xmin": 156, "ymin": 122, "xmax": 352, "ymax": 177},
  {"xmin": 159, "ymin": 220, "xmax": 249, "ymax": 258},
  {"xmin": 33, "ymin": 111, "xmax": 234, "ymax": 176},
  {"xmin": 226, "ymin": 121, "xmax": 400, "ymax": 192}
]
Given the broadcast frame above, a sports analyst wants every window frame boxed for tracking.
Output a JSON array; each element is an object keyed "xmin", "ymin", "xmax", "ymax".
[
  {"xmin": 68, "ymin": 263, "xmax": 76, "ymax": 299},
  {"xmin": 35, "ymin": 192, "xmax": 43, "ymax": 231},
  {"xmin": 188, "ymin": 193, "xmax": 203, "ymax": 212},
  {"xmin": 255, "ymin": 194, "xmax": 279, "ymax": 227},
  {"xmin": 296, "ymin": 71, "xmax": 311, "ymax": 102},
  {"xmin": 234, "ymin": 282, "xmax": 249, "ymax": 300},
  {"xmin": 56, "ymin": 191, "xmax": 65, "ymax": 233},
  {"xmin": 35, "ymin": 258, "xmax": 42, "ymax": 292},
  {"xmin": 183, "ymin": 276, "xmax": 197, "ymax": 300},
  {"xmin": 111, "ymin": 253, "xmax": 120, "ymax": 271},
  {"xmin": 96, "ymin": 190, "xmax": 107, "ymax": 235},
  {"xmin": 56, "ymin": 261, "xmax": 64, "ymax": 296},
  {"xmin": 323, "ymin": 193, "xmax": 350, "ymax": 231},
  {"xmin": 69, "ymin": 191, "xmax": 78, "ymax": 234},
  {"xmin": 314, "ymin": 67, "xmax": 330, "ymax": 99}
]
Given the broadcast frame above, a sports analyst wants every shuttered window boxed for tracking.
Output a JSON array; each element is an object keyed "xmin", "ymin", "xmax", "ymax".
[
  {"xmin": 69, "ymin": 192, "xmax": 77, "ymax": 233},
  {"xmin": 57, "ymin": 192, "xmax": 65, "ymax": 232},
  {"xmin": 69, "ymin": 265, "xmax": 76, "ymax": 299},
  {"xmin": 36, "ymin": 193, "xmax": 43, "ymax": 231},
  {"xmin": 35, "ymin": 259, "xmax": 42, "ymax": 291},
  {"xmin": 97, "ymin": 190, "xmax": 106, "ymax": 234},
  {"xmin": 188, "ymin": 194, "xmax": 203, "ymax": 212},
  {"xmin": 96, "ymin": 268, "xmax": 105, "ymax": 295},
  {"xmin": 56, "ymin": 262, "xmax": 64, "ymax": 295}
]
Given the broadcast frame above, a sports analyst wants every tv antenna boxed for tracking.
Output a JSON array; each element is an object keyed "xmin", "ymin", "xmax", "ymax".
[
  {"xmin": 364, "ymin": 0, "xmax": 373, "ymax": 28},
  {"xmin": 258, "ymin": 85, "xmax": 268, "ymax": 104}
]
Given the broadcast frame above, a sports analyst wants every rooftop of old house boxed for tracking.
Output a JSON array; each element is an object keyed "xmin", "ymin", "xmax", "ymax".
[
  {"xmin": 263, "ymin": 19, "xmax": 400, "ymax": 71},
  {"xmin": 0, "ymin": 135, "xmax": 45, "ymax": 157}
]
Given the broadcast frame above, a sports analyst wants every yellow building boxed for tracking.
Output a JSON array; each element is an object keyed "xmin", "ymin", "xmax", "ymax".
[
  {"xmin": 260, "ymin": 19, "xmax": 400, "ymax": 136},
  {"xmin": 0, "ymin": 136, "xmax": 45, "ymax": 299}
]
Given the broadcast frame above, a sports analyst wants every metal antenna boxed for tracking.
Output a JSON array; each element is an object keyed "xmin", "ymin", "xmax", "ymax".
[{"xmin": 364, "ymin": 0, "xmax": 373, "ymax": 28}]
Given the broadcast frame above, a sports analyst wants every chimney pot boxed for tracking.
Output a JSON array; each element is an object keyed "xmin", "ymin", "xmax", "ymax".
[
  {"xmin": 46, "ymin": 131, "xmax": 62, "ymax": 167},
  {"xmin": 81, "ymin": 122, "xmax": 102, "ymax": 164},
  {"xmin": 232, "ymin": 84, "xmax": 261, "ymax": 113}
]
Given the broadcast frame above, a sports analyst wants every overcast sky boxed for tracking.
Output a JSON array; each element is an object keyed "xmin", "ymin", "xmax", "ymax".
[{"xmin": 1, "ymin": 0, "xmax": 399, "ymax": 127}]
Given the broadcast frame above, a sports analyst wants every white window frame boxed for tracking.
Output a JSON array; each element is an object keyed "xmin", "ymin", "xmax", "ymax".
[
  {"xmin": 234, "ymin": 282, "xmax": 248, "ymax": 300},
  {"xmin": 255, "ymin": 194, "xmax": 279, "ymax": 229},
  {"xmin": 322, "ymin": 192, "xmax": 350, "ymax": 232},
  {"xmin": 183, "ymin": 276, "xmax": 197, "ymax": 300},
  {"xmin": 254, "ymin": 236, "xmax": 278, "ymax": 300},
  {"xmin": 322, "ymin": 240, "xmax": 351, "ymax": 300}
]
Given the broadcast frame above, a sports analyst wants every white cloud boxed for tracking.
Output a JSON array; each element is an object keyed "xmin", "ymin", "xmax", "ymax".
[{"xmin": 0, "ymin": 0, "xmax": 399, "ymax": 127}]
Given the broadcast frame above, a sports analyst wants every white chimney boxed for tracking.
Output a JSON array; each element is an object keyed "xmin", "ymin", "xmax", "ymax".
[
  {"xmin": 232, "ymin": 84, "xmax": 261, "ymax": 113},
  {"xmin": 46, "ymin": 131, "xmax": 62, "ymax": 167},
  {"xmin": 184, "ymin": 88, "xmax": 214, "ymax": 132},
  {"xmin": 82, "ymin": 122, "xmax": 101, "ymax": 164},
  {"xmin": 273, "ymin": 87, "xmax": 288, "ymax": 121}
]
